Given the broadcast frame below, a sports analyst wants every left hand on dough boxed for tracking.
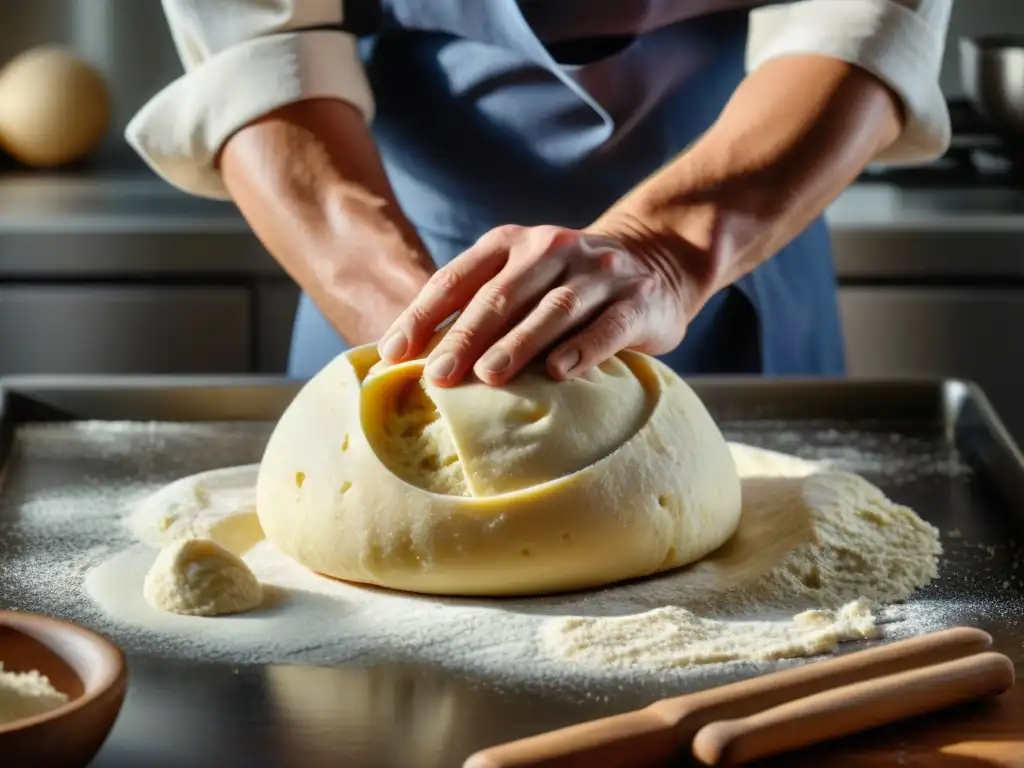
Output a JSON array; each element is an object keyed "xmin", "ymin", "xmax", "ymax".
[{"xmin": 377, "ymin": 223, "xmax": 702, "ymax": 387}]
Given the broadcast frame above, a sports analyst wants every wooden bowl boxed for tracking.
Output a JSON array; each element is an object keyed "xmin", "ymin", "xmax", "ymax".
[{"xmin": 0, "ymin": 611, "xmax": 126, "ymax": 767}]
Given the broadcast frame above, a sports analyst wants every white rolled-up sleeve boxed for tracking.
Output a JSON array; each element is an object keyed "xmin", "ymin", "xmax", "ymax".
[
  {"xmin": 127, "ymin": 0, "xmax": 374, "ymax": 200},
  {"xmin": 747, "ymin": 0, "xmax": 952, "ymax": 165}
]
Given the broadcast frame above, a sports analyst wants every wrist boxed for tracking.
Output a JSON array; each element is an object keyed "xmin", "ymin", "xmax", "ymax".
[{"xmin": 589, "ymin": 190, "xmax": 740, "ymax": 318}]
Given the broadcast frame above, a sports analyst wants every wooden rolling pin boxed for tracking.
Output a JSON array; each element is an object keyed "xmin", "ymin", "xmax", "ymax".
[
  {"xmin": 691, "ymin": 650, "xmax": 1015, "ymax": 765},
  {"xmin": 463, "ymin": 627, "xmax": 998, "ymax": 768}
]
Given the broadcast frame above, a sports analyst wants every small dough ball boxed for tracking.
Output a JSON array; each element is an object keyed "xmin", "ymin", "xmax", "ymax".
[
  {"xmin": 0, "ymin": 46, "xmax": 111, "ymax": 167},
  {"xmin": 256, "ymin": 333, "xmax": 742, "ymax": 597},
  {"xmin": 143, "ymin": 538, "xmax": 263, "ymax": 617}
]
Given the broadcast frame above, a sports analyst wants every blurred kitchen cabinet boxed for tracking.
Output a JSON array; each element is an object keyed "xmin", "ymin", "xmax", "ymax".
[
  {"xmin": 0, "ymin": 285, "xmax": 251, "ymax": 374},
  {"xmin": 255, "ymin": 281, "xmax": 300, "ymax": 374},
  {"xmin": 840, "ymin": 287, "xmax": 1024, "ymax": 440}
]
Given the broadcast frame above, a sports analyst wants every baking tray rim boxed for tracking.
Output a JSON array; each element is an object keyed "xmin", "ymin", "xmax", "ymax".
[
  {"xmin": 1, "ymin": 374, "xmax": 1022, "ymax": 501},
  {"xmin": 0, "ymin": 373, "xmax": 1015, "ymax": 427}
]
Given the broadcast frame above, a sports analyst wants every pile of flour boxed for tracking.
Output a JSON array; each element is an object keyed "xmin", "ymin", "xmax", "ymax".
[
  {"xmin": 0, "ymin": 664, "xmax": 69, "ymax": 724},
  {"xmin": 1, "ymin": 422, "xmax": 946, "ymax": 686}
]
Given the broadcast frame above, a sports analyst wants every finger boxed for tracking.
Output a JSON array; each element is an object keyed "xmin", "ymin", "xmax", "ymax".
[
  {"xmin": 546, "ymin": 299, "xmax": 647, "ymax": 380},
  {"xmin": 423, "ymin": 248, "xmax": 569, "ymax": 387},
  {"xmin": 472, "ymin": 276, "xmax": 613, "ymax": 385},
  {"xmin": 378, "ymin": 229, "xmax": 513, "ymax": 363}
]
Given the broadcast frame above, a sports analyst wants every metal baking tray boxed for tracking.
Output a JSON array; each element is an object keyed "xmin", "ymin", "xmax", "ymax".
[{"xmin": 0, "ymin": 375, "xmax": 1022, "ymax": 768}]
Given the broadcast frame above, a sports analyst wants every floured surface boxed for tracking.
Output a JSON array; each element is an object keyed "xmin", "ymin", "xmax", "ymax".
[
  {"xmin": 543, "ymin": 600, "xmax": 879, "ymax": 668},
  {"xmin": 87, "ymin": 438, "xmax": 940, "ymax": 675},
  {"xmin": 2, "ymin": 420, "xmax": 1021, "ymax": 693}
]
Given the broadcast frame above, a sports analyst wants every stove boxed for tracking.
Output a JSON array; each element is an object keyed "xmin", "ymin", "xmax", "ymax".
[{"xmin": 859, "ymin": 99, "xmax": 1024, "ymax": 187}]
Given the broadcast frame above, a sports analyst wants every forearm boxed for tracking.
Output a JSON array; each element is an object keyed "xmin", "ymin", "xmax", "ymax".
[
  {"xmin": 595, "ymin": 55, "xmax": 903, "ymax": 310},
  {"xmin": 219, "ymin": 98, "xmax": 434, "ymax": 345}
]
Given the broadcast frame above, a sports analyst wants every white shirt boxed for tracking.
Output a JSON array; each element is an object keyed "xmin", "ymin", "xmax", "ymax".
[{"xmin": 129, "ymin": 0, "xmax": 953, "ymax": 200}]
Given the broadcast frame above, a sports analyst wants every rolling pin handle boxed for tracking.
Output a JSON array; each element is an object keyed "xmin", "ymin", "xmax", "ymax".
[{"xmin": 691, "ymin": 651, "xmax": 1016, "ymax": 766}]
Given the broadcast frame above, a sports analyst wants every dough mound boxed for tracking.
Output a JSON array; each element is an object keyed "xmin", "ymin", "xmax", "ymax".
[
  {"xmin": 143, "ymin": 538, "xmax": 263, "ymax": 617},
  {"xmin": 256, "ymin": 340, "xmax": 742, "ymax": 596},
  {"xmin": 128, "ymin": 465, "xmax": 264, "ymax": 556}
]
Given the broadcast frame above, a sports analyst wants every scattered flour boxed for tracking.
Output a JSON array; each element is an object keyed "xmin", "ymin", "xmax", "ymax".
[
  {"xmin": 0, "ymin": 421, "xmax": 971, "ymax": 688},
  {"xmin": 722, "ymin": 422, "xmax": 975, "ymax": 484},
  {"xmin": 539, "ymin": 470, "xmax": 941, "ymax": 671},
  {"xmin": 542, "ymin": 600, "xmax": 878, "ymax": 669},
  {"xmin": 0, "ymin": 663, "xmax": 69, "ymax": 725}
]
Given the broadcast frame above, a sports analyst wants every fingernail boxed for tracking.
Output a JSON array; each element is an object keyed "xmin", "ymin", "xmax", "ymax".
[
  {"xmin": 380, "ymin": 331, "xmax": 407, "ymax": 361},
  {"xmin": 479, "ymin": 349, "xmax": 511, "ymax": 375},
  {"xmin": 550, "ymin": 348, "xmax": 581, "ymax": 377},
  {"xmin": 425, "ymin": 352, "xmax": 457, "ymax": 381}
]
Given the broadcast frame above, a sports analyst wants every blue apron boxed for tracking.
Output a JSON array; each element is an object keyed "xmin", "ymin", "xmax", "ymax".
[{"xmin": 287, "ymin": 2, "xmax": 845, "ymax": 379}]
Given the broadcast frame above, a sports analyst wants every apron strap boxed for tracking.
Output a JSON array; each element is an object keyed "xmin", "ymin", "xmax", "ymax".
[{"xmin": 341, "ymin": 0, "xmax": 386, "ymax": 36}]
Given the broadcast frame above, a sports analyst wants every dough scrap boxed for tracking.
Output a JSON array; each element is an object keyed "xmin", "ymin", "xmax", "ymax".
[
  {"xmin": 143, "ymin": 538, "xmax": 263, "ymax": 617},
  {"xmin": 729, "ymin": 442, "xmax": 820, "ymax": 478},
  {"xmin": 128, "ymin": 465, "xmax": 264, "ymax": 557},
  {"xmin": 256, "ymin": 339, "xmax": 742, "ymax": 596}
]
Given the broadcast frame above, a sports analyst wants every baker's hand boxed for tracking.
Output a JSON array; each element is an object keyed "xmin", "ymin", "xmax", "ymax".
[{"xmin": 377, "ymin": 221, "xmax": 705, "ymax": 386}]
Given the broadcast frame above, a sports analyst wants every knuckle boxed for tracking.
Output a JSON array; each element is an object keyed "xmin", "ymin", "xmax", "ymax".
[
  {"xmin": 477, "ymin": 282, "xmax": 513, "ymax": 317},
  {"xmin": 604, "ymin": 303, "xmax": 643, "ymax": 338},
  {"xmin": 428, "ymin": 267, "xmax": 462, "ymax": 294},
  {"xmin": 442, "ymin": 326, "xmax": 475, "ymax": 352},
  {"xmin": 634, "ymin": 274, "xmax": 660, "ymax": 294},
  {"xmin": 488, "ymin": 224, "xmax": 522, "ymax": 243},
  {"xmin": 598, "ymin": 248, "xmax": 625, "ymax": 273},
  {"xmin": 532, "ymin": 225, "xmax": 571, "ymax": 251},
  {"xmin": 406, "ymin": 303, "xmax": 434, "ymax": 328},
  {"xmin": 503, "ymin": 327, "xmax": 530, "ymax": 356},
  {"xmin": 543, "ymin": 286, "xmax": 584, "ymax": 319}
]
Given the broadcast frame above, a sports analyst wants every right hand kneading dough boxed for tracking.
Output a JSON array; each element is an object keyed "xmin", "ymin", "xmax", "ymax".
[
  {"xmin": 256, "ymin": 338, "xmax": 742, "ymax": 596},
  {"xmin": 144, "ymin": 538, "xmax": 263, "ymax": 616}
]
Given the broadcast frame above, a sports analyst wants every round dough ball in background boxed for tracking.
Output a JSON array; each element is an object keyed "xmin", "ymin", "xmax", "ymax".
[
  {"xmin": 143, "ymin": 538, "xmax": 263, "ymax": 617},
  {"xmin": 0, "ymin": 45, "xmax": 111, "ymax": 167},
  {"xmin": 256, "ymin": 335, "xmax": 742, "ymax": 597}
]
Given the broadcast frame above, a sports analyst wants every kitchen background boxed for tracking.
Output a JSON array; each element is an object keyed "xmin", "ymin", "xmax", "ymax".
[{"xmin": 1, "ymin": 2, "xmax": 1024, "ymax": 434}]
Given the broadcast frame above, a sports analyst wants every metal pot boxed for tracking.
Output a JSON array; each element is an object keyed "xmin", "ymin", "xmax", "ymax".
[{"xmin": 960, "ymin": 36, "xmax": 1024, "ymax": 136}]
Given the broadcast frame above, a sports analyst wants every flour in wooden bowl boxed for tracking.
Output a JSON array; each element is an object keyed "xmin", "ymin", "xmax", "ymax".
[{"xmin": 0, "ymin": 664, "xmax": 69, "ymax": 725}]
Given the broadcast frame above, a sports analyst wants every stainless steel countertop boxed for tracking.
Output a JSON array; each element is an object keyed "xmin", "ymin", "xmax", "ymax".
[
  {"xmin": 1, "ymin": 377, "xmax": 1022, "ymax": 768},
  {"xmin": 2, "ymin": 169, "xmax": 1023, "ymax": 280},
  {"xmin": 826, "ymin": 183, "xmax": 1024, "ymax": 232},
  {"xmin": 0, "ymin": 175, "xmax": 246, "ymax": 233},
  {"xmin": 0, "ymin": 168, "xmax": 281, "ymax": 278},
  {"xmin": 827, "ymin": 183, "xmax": 1024, "ymax": 280}
]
